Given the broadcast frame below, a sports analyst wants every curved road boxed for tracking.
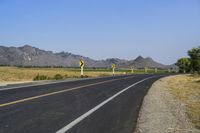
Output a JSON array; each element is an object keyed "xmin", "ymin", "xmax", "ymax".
[{"xmin": 0, "ymin": 74, "xmax": 167, "ymax": 133}]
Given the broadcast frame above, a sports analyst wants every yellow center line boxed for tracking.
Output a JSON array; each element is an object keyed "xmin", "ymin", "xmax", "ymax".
[{"xmin": 0, "ymin": 76, "xmax": 133, "ymax": 108}]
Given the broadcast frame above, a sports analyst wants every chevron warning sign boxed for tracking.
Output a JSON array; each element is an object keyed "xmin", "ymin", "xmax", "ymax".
[
  {"xmin": 79, "ymin": 60, "xmax": 85, "ymax": 67},
  {"xmin": 111, "ymin": 64, "xmax": 116, "ymax": 69}
]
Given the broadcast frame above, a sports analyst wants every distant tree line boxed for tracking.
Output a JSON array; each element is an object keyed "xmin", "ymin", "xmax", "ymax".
[{"xmin": 176, "ymin": 46, "xmax": 200, "ymax": 74}]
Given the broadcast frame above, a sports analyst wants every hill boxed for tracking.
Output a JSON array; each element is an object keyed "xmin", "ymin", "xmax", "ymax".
[{"xmin": 0, "ymin": 45, "xmax": 176, "ymax": 68}]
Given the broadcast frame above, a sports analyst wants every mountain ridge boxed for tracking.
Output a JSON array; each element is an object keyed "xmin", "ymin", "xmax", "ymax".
[{"xmin": 0, "ymin": 45, "xmax": 176, "ymax": 69}]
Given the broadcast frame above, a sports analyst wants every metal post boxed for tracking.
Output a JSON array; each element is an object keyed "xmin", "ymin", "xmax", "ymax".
[{"xmin": 81, "ymin": 66, "xmax": 83, "ymax": 78}]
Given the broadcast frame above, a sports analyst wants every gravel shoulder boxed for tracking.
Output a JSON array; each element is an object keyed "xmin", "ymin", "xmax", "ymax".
[{"xmin": 134, "ymin": 75, "xmax": 199, "ymax": 133}]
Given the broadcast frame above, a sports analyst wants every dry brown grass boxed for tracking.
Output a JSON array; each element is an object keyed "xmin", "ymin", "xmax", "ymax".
[
  {"xmin": 0, "ymin": 67, "xmax": 124, "ymax": 83},
  {"xmin": 166, "ymin": 75, "xmax": 200, "ymax": 129}
]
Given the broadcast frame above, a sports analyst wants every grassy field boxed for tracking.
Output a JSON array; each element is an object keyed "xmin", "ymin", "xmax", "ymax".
[
  {"xmin": 0, "ymin": 66, "xmax": 169, "ymax": 83},
  {"xmin": 167, "ymin": 75, "xmax": 200, "ymax": 129}
]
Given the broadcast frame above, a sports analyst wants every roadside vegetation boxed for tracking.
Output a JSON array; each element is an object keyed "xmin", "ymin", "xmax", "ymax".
[
  {"xmin": 171, "ymin": 46, "xmax": 200, "ymax": 129},
  {"xmin": 167, "ymin": 75, "xmax": 200, "ymax": 130},
  {"xmin": 0, "ymin": 67, "xmax": 114, "ymax": 82},
  {"xmin": 176, "ymin": 46, "xmax": 200, "ymax": 74},
  {"xmin": 0, "ymin": 67, "xmax": 169, "ymax": 83}
]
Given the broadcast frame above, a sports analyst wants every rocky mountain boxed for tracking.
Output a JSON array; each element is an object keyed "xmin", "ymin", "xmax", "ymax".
[
  {"xmin": 128, "ymin": 56, "xmax": 167, "ymax": 68},
  {"xmin": 0, "ymin": 45, "xmax": 176, "ymax": 68}
]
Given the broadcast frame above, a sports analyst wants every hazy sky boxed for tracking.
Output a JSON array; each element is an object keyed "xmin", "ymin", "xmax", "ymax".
[{"xmin": 0, "ymin": 0, "xmax": 199, "ymax": 64}]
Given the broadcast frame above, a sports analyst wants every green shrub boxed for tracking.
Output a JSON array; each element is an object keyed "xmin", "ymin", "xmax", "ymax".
[
  {"xmin": 64, "ymin": 74, "xmax": 68, "ymax": 78},
  {"xmin": 54, "ymin": 74, "xmax": 63, "ymax": 80},
  {"xmin": 83, "ymin": 75, "xmax": 89, "ymax": 78},
  {"xmin": 33, "ymin": 74, "xmax": 48, "ymax": 80}
]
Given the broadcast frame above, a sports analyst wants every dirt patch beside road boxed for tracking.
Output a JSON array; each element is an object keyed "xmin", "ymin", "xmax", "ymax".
[{"xmin": 134, "ymin": 75, "xmax": 200, "ymax": 133}]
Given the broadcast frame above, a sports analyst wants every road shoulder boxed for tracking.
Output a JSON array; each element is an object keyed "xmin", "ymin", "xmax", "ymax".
[{"xmin": 134, "ymin": 75, "xmax": 198, "ymax": 133}]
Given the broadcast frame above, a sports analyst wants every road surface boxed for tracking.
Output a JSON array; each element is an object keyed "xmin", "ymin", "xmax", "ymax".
[{"xmin": 0, "ymin": 74, "xmax": 167, "ymax": 133}]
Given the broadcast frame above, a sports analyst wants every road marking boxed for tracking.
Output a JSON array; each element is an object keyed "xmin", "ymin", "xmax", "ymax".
[
  {"xmin": 56, "ymin": 76, "xmax": 157, "ymax": 133},
  {"xmin": 0, "ymin": 79, "xmax": 85, "ymax": 91},
  {"xmin": 0, "ymin": 75, "xmax": 131, "ymax": 91},
  {"xmin": 0, "ymin": 76, "xmax": 134, "ymax": 108}
]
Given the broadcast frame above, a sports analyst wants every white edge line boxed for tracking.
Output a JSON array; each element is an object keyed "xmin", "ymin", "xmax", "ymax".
[
  {"xmin": 56, "ymin": 76, "xmax": 157, "ymax": 133},
  {"xmin": 0, "ymin": 75, "xmax": 132, "ymax": 91},
  {"xmin": 0, "ymin": 78, "xmax": 92, "ymax": 91}
]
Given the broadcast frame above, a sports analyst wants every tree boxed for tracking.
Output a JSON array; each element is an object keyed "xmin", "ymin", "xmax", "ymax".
[
  {"xmin": 176, "ymin": 58, "xmax": 191, "ymax": 73},
  {"xmin": 188, "ymin": 46, "xmax": 200, "ymax": 73}
]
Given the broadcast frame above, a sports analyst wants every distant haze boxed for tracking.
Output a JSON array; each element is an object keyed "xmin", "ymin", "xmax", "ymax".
[{"xmin": 0, "ymin": 0, "xmax": 199, "ymax": 64}]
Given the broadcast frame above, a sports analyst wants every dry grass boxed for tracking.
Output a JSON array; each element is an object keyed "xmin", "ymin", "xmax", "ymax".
[
  {"xmin": 166, "ymin": 75, "xmax": 200, "ymax": 130},
  {"xmin": 0, "ymin": 67, "xmax": 124, "ymax": 83}
]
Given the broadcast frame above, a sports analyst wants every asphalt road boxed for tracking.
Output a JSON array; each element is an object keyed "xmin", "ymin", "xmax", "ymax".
[{"xmin": 0, "ymin": 74, "xmax": 167, "ymax": 133}]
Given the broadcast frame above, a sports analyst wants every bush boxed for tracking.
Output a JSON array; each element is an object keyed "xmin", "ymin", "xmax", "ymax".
[
  {"xmin": 83, "ymin": 75, "xmax": 89, "ymax": 78},
  {"xmin": 176, "ymin": 58, "xmax": 191, "ymax": 73},
  {"xmin": 64, "ymin": 74, "xmax": 68, "ymax": 78},
  {"xmin": 33, "ymin": 74, "xmax": 48, "ymax": 80},
  {"xmin": 188, "ymin": 46, "xmax": 200, "ymax": 74},
  {"xmin": 54, "ymin": 74, "xmax": 63, "ymax": 80}
]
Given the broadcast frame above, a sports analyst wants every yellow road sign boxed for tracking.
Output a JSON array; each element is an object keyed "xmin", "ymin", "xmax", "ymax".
[
  {"xmin": 111, "ymin": 64, "xmax": 116, "ymax": 68},
  {"xmin": 79, "ymin": 60, "xmax": 85, "ymax": 67}
]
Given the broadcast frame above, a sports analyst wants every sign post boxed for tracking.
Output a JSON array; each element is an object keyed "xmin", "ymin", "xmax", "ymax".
[
  {"xmin": 79, "ymin": 59, "xmax": 85, "ymax": 78},
  {"xmin": 131, "ymin": 66, "xmax": 134, "ymax": 73},
  {"xmin": 155, "ymin": 68, "xmax": 157, "ymax": 73},
  {"xmin": 144, "ymin": 67, "xmax": 147, "ymax": 74},
  {"xmin": 111, "ymin": 64, "xmax": 116, "ymax": 76}
]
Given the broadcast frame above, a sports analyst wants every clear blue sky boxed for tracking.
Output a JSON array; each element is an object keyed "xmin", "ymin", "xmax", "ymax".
[{"xmin": 0, "ymin": 0, "xmax": 199, "ymax": 64}]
